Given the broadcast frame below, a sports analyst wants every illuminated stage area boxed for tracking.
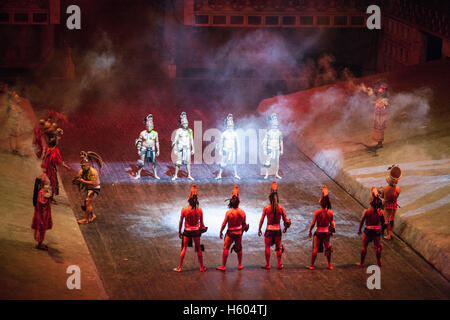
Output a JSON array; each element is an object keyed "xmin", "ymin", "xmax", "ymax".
[
  {"xmin": 1, "ymin": 0, "xmax": 449, "ymax": 302},
  {"xmin": 54, "ymin": 98, "xmax": 449, "ymax": 299}
]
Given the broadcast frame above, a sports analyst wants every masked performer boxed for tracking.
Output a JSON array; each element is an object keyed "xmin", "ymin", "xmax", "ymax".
[
  {"xmin": 172, "ymin": 112, "xmax": 194, "ymax": 181},
  {"xmin": 258, "ymin": 181, "xmax": 291, "ymax": 270},
  {"xmin": 360, "ymin": 83, "xmax": 389, "ymax": 148},
  {"xmin": 262, "ymin": 113, "xmax": 283, "ymax": 179},
  {"xmin": 378, "ymin": 165, "xmax": 401, "ymax": 240},
  {"xmin": 41, "ymin": 139, "xmax": 71, "ymax": 202},
  {"xmin": 73, "ymin": 151, "xmax": 103, "ymax": 224},
  {"xmin": 174, "ymin": 185, "xmax": 207, "ymax": 272},
  {"xmin": 217, "ymin": 186, "xmax": 249, "ymax": 271},
  {"xmin": 31, "ymin": 182, "xmax": 52, "ymax": 250},
  {"xmin": 307, "ymin": 186, "xmax": 335, "ymax": 270},
  {"xmin": 135, "ymin": 114, "xmax": 160, "ymax": 180},
  {"xmin": 358, "ymin": 187, "xmax": 386, "ymax": 267},
  {"xmin": 216, "ymin": 114, "xmax": 240, "ymax": 180}
]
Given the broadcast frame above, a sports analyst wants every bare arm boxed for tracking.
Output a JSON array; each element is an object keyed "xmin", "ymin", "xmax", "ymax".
[
  {"xmin": 358, "ymin": 211, "xmax": 366, "ymax": 235},
  {"xmin": 308, "ymin": 212, "xmax": 317, "ymax": 237},
  {"xmin": 258, "ymin": 208, "xmax": 266, "ymax": 236},
  {"xmin": 178, "ymin": 210, "xmax": 184, "ymax": 238},
  {"xmin": 199, "ymin": 209, "xmax": 205, "ymax": 228},
  {"xmin": 190, "ymin": 130, "xmax": 195, "ymax": 155},
  {"xmin": 280, "ymin": 134, "xmax": 284, "ymax": 155},
  {"xmin": 155, "ymin": 132, "xmax": 160, "ymax": 156},
  {"xmin": 219, "ymin": 213, "xmax": 228, "ymax": 239}
]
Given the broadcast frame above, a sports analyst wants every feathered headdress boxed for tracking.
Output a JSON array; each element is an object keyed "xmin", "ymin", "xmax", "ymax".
[
  {"xmin": 321, "ymin": 185, "xmax": 329, "ymax": 197},
  {"xmin": 232, "ymin": 185, "xmax": 239, "ymax": 198},
  {"xmin": 188, "ymin": 184, "xmax": 198, "ymax": 200},
  {"xmin": 80, "ymin": 150, "xmax": 104, "ymax": 175},
  {"xmin": 47, "ymin": 110, "xmax": 68, "ymax": 126}
]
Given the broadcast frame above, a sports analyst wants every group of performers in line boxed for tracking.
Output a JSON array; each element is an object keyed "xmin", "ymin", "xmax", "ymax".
[
  {"xmin": 175, "ymin": 165, "xmax": 401, "ymax": 272},
  {"xmin": 29, "ymin": 82, "xmax": 394, "ymax": 259},
  {"xmin": 134, "ymin": 111, "xmax": 284, "ymax": 181}
]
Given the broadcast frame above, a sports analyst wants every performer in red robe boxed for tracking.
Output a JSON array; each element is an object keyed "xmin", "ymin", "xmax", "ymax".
[
  {"xmin": 358, "ymin": 187, "xmax": 386, "ymax": 267},
  {"xmin": 41, "ymin": 140, "xmax": 71, "ymax": 201},
  {"xmin": 217, "ymin": 186, "xmax": 249, "ymax": 271},
  {"xmin": 307, "ymin": 186, "xmax": 335, "ymax": 270},
  {"xmin": 258, "ymin": 181, "xmax": 291, "ymax": 270},
  {"xmin": 174, "ymin": 185, "xmax": 207, "ymax": 272},
  {"xmin": 31, "ymin": 185, "xmax": 52, "ymax": 250}
]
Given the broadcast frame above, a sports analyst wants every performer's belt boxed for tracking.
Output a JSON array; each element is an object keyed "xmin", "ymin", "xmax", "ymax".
[
  {"xmin": 228, "ymin": 226, "xmax": 242, "ymax": 231},
  {"xmin": 384, "ymin": 202, "xmax": 398, "ymax": 210},
  {"xmin": 366, "ymin": 225, "xmax": 381, "ymax": 230},
  {"xmin": 267, "ymin": 224, "xmax": 281, "ymax": 231},
  {"xmin": 316, "ymin": 226, "xmax": 329, "ymax": 233},
  {"xmin": 185, "ymin": 226, "xmax": 199, "ymax": 231}
]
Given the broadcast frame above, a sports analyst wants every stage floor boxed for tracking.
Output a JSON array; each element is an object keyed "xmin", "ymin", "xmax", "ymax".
[{"xmin": 59, "ymin": 139, "xmax": 450, "ymax": 299}]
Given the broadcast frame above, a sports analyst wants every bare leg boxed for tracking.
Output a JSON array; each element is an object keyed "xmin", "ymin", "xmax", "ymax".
[
  {"xmin": 233, "ymin": 165, "xmax": 240, "ymax": 179},
  {"xmin": 306, "ymin": 236, "xmax": 319, "ymax": 270},
  {"xmin": 187, "ymin": 164, "xmax": 194, "ymax": 180},
  {"xmin": 262, "ymin": 236, "xmax": 271, "ymax": 269},
  {"xmin": 324, "ymin": 238, "xmax": 332, "ymax": 270},
  {"xmin": 275, "ymin": 159, "xmax": 282, "ymax": 179},
  {"xmin": 374, "ymin": 236, "xmax": 382, "ymax": 267},
  {"xmin": 193, "ymin": 237, "xmax": 206, "ymax": 271},
  {"xmin": 275, "ymin": 236, "xmax": 283, "ymax": 269},
  {"xmin": 172, "ymin": 165, "xmax": 179, "ymax": 180},
  {"xmin": 135, "ymin": 166, "xmax": 143, "ymax": 179},
  {"xmin": 360, "ymin": 233, "xmax": 369, "ymax": 267},
  {"xmin": 174, "ymin": 237, "xmax": 189, "ymax": 272},
  {"xmin": 216, "ymin": 168, "xmax": 223, "ymax": 180},
  {"xmin": 217, "ymin": 236, "xmax": 231, "ymax": 271},
  {"xmin": 153, "ymin": 163, "xmax": 160, "ymax": 179},
  {"xmin": 264, "ymin": 167, "xmax": 269, "ymax": 180}
]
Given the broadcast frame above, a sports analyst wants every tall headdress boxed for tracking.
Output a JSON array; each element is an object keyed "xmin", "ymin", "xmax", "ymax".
[
  {"xmin": 319, "ymin": 185, "xmax": 331, "ymax": 209},
  {"xmin": 269, "ymin": 181, "xmax": 278, "ymax": 198},
  {"xmin": 386, "ymin": 165, "xmax": 401, "ymax": 186}
]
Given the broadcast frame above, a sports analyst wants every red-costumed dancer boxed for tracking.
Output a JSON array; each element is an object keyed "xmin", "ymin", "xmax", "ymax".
[
  {"xmin": 31, "ymin": 184, "xmax": 52, "ymax": 250},
  {"xmin": 41, "ymin": 139, "xmax": 71, "ymax": 201},
  {"xmin": 174, "ymin": 185, "xmax": 207, "ymax": 272},
  {"xmin": 307, "ymin": 186, "xmax": 336, "ymax": 270},
  {"xmin": 358, "ymin": 187, "xmax": 386, "ymax": 267},
  {"xmin": 217, "ymin": 186, "xmax": 249, "ymax": 271},
  {"xmin": 258, "ymin": 181, "xmax": 291, "ymax": 270}
]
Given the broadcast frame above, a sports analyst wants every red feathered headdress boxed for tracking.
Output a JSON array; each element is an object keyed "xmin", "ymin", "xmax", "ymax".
[
  {"xmin": 188, "ymin": 184, "xmax": 198, "ymax": 200},
  {"xmin": 232, "ymin": 185, "xmax": 239, "ymax": 198}
]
